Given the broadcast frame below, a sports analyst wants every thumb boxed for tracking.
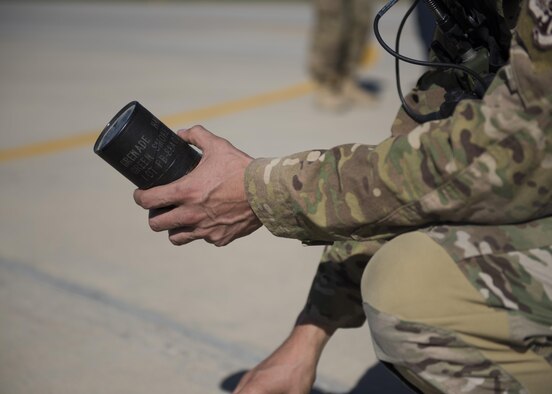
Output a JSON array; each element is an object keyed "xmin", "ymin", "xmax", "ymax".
[{"xmin": 177, "ymin": 125, "xmax": 216, "ymax": 151}]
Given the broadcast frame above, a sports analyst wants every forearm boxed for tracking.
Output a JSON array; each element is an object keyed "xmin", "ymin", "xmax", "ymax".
[
  {"xmin": 246, "ymin": 70, "xmax": 552, "ymax": 243},
  {"xmin": 264, "ymin": 309, "xmax": 336, "ymax": 368},
  {"xmin": 262, "ymin": 309, "xmax": 336, "ymax": 378},
  {"xmin": 246, "ymin": 8, "xmax": 552, "ymax": 243},
  {"xmin": 288, "ymin": 309, "xmax": 335, "ymax": 362},
  {"xmin": 233, "ymin": 309, "xmax": 335, "ymax": 394}
]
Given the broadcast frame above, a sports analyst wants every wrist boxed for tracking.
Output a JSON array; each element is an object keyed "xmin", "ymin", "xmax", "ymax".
[{"xmin": 282, "ymin": 310, "xmax": 335, "ymax": 363}]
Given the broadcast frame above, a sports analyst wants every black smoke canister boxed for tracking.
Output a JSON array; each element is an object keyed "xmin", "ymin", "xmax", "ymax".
[{"xmin": 94, "ymin": 101, "xmax": 201, "ymax": 189}]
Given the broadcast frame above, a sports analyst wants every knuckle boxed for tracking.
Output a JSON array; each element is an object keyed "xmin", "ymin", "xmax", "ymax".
[
  {"xmin": 206, "ymin": 231, "xmax": 227, "ymax": 247},
  {"xmin": 138, "ymin": 196, "xmax": 154, "ymax": 209},
  {"xmin": 204, "ymin": 232, "xmax": 220, "ymax": 245},
  {"xmin": 190, "ymin": 125, "xmax": 206, "ymax": 134},
  {"xmin": 173, "ymin": 182, "xmax": 187, "ymax": 201},
  {"xmin": 213, "ymin": 240, "xmax": 226, "ymax": 247},
  {"xmin": 148, "ymin": 218, "xmax": 162, "ymax": 232},
  {"xmin": 133, "ymin": 191, "xmax": 144, "ymax": 207},
  {"xmin": 168, "ymin": 234, "xmax": 182, "ymax": 246},
  {"xmin": 178, "ymin": 208, "xmax": 198, "ymax": 225}
]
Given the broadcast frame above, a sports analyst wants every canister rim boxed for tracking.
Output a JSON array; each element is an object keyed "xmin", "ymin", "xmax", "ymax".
[{"xmin": 94, "ymin": 101, "xmax": 138, "ymax": 153}]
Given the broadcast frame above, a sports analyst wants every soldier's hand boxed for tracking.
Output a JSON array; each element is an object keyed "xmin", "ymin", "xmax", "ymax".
[
  {"xmin": 133, "ymin": 125, "xmax": 262, "ymax": 246},
  {"xmin": 232, "ymin": 335, "xmax": 316, "ymax": 394},
  {"xmin": 233, "ymin": 311, "xmax": 334, "ymax": 394}
]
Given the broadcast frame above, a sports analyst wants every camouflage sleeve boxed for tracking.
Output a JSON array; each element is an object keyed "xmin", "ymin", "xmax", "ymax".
[{"xmin": 244, "ymin": 5, "xmax": 552, "ymax": 243}]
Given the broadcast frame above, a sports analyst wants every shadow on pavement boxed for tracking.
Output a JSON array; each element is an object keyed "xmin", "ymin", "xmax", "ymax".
[{"xmin": 220, "ymin": 362, "xmax": 415, "ymax": 393}]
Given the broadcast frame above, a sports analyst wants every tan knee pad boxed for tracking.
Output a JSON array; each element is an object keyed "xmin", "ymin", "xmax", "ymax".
[{"xmin": 360, "ymin": 231, "xmax": 470, "ymax": 320}]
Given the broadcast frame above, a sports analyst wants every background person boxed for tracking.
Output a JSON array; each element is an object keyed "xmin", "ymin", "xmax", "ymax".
[
  {"xmin": 309, "ymin": 0, "xmax": 376, "ymax": 111},
  {"xmin": 309, "ymin": 0, "xmax": 435, "ymax": 111}
]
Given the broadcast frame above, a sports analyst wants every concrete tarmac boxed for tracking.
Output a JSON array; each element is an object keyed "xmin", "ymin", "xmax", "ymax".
[{"xmin": 0, "ymin": 1, "xmax": 425, "ymax": 393}]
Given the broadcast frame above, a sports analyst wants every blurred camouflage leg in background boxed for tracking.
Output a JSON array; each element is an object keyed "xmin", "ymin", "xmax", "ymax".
[
  {"xmin": 308, "ymin": 0, "xmax": 375, "ymax": 111},
  {"xmin": 362, "ymin": 221, "xmax": 552, "ymax": 393},
  {"xmin": 341, "ymin": 0, "xmax": 377, "ymax": 105}
]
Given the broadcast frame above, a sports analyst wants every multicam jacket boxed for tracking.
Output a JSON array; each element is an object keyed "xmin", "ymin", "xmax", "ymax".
[{"xmin": 244, "ymin": 0, "xmax": 552, "ymax": 328}]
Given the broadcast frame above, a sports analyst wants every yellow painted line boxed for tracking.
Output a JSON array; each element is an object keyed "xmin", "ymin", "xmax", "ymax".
[
  {"xmin": 360, "ymin": 44, "xmax": 379, "ymax": 68},
  {"xmin": 0, "ymin": 132, "xmax": 101, "ymax": 164},
  {"xmin": 0, "ymin": 82, "xmax": 315, "ymax": 163},
  {"xmin": 161, "ymin": 81, "xmax": 315, "ymax": 129},
  {"xmin": 0, "ymin": 45, "xmax": 378, "ymax": 163}
]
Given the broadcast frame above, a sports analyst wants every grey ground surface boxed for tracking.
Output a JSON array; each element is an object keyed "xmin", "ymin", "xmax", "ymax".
[{"xmin": 0, "ymin": 1, "xmax": 424, "ymax": 393}]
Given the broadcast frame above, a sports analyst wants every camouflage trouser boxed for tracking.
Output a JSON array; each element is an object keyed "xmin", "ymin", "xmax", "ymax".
[
  {"xmin": 361, "ymin": 217, "xmax": 552, "ymax": 393},
  {"xmin": 308, "ymin": 0, "xmax": 372, "ymax": 88}
]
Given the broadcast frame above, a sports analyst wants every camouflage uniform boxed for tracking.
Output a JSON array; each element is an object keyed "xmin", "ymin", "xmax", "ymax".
[
  {"xmin": 245, "ymin": 0, "xmax": 552, "ymax": 391},
  {"xmin": 309, "ymin": 0, "xmax": 372, "ymax": 90}
]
